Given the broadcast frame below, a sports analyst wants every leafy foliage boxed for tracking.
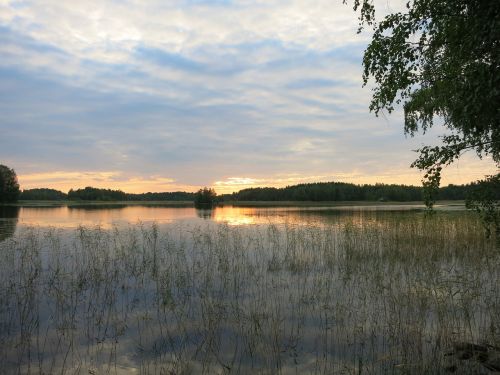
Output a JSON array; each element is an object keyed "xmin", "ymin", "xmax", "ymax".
[
  {"xmin": 466, "ymin": 175, "xmax": 500, "ymax": 240},
  {"xmin": 350, "ymin": 0, "xmax": 499, "ymax": 232},
  {"xmin": 0, "ymin": 164, "xmax": 20, "ymax": 203}
]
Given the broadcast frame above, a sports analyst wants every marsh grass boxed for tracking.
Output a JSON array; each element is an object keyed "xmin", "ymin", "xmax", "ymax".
[{"xmin": 0, "ymin": 212, "xmax": 498, "ymax": 374}]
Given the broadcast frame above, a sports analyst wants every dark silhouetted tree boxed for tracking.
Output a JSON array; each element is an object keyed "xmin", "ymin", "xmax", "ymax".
[
  {"xmin": 0, "ymin": 164, "xmax": 20, "ymax": 203},
  {"xmin": 194, "ymin": 187, "xmax": 217, "ymax": 208},
  {"xmin": 350, "ymin": 0, "xmax": 499, "ymax": 235},
  {"xmin": 351, "ymin": 0, "xmax": 499, "ymax": 196},
  {"xmin": 466, "ymin": 175, "xmax": 500, "ymax": 240}
]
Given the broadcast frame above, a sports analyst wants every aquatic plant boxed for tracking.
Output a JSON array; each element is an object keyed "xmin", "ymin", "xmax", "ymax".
[{"xmin": 0, "ymin": 212, "xmax": 498, "ymax": 374}]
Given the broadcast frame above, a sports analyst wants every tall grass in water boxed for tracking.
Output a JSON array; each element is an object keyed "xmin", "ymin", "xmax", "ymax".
[{"xmin": 0, "ymin": 212, "xmax": 498, "ymax": 374}]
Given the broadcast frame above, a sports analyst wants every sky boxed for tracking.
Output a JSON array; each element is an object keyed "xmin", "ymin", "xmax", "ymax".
[{"xmin": 0, "ymin": 0, "xmax": 496, "ymax": 194}]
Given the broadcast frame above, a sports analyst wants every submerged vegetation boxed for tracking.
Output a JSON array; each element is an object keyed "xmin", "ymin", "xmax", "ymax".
[{"xmin": 0, "ymin": 212, "xmax": 498, "ymax": 374}]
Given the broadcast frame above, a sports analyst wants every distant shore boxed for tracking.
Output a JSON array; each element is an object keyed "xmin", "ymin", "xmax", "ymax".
[
  {"xmin": 1, "ymin": 200, "xmax": 467, "ymax": 209},
  {"xmin": 1, "ymin": 200, "xmax": 194, "ymax": 207},
  {"xmin": 225, "ymin": 200, "xmax": 465, "ymax": 208}
]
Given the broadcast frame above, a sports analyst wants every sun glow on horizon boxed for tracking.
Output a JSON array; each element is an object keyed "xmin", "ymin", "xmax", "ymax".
[
  {"xmin": 212, "ymin": 160, "xmax": 498, "ymax": 194},
  {"xmin": 1, "ymin": 1, "xmax": 498, "ymax": 195},
  {"xmin": 17, "ymin": 171, "xmax": 199, "ymax": 194},
  {"xmin": 16, "ymin": 154, "xmax": 497, "ymax": 196}
]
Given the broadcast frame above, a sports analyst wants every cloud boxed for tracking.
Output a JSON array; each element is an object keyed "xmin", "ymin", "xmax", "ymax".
[
  {"xmin": 0, "ymin": 0, "xmax": 494, "ymax": 192},
  {"xmin": 212, "ymin": 153, "xmax": 498, "ymax": 194},
  {"xmin": 18, "ymin": 171, "xmax": 198, "ymax": 193}
]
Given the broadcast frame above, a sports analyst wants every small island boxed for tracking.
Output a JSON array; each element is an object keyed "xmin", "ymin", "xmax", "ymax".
[{"xmin": 194, "ymin": 187, "xmax": 218, "ymax": 208}]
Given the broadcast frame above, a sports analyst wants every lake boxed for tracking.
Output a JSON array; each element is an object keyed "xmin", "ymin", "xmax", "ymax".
[
  {"xmin": 0, "ymin": 202, "xmax": 441, "ymax": 238},
  {"xmin": 0, "ymin": 204, "xmax": 498, "ymax": 374}
]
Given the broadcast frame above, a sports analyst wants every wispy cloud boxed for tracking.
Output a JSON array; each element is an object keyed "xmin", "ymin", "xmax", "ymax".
[
  {"xmin": 18, "ymin": 171, "xmax": 197, "ymax": 193},
  {"xmin": 0, "ymin": 0, "xmax": 494, "ymax": 192}
]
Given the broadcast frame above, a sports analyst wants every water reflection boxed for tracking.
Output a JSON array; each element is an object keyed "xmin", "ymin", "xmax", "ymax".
[
  {"xmin": 12, "ymin": 205, "xmax": 197, "ymax": 229},
  {"xmin": 0, "ymin": 205, "xmax": 19, "ymax": 242},
  {"xmin": 196, "ymin": 208, "xmax": 215, "ymax": 219},
  {"xmin": 213, "ymin": 206, "xmax": 263, "ymax": 225},
  {"xmin": 210, "ymin": 206, "xmax": 423, "ymax": 227},
  {"xmin": 68, "ymin": 204, "xmax": 128, "ymax": 210},
  {"xmin": 0, "ymin": 213, "xmax": 495, "ymax": 374},
  {"xmin": 0, "ymin": 204, "xmax": 433, "ymax": 230}
]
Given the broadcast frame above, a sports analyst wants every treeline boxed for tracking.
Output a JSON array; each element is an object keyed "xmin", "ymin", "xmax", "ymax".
[
  {"xmin": 20, "ymin": 188, "xmax": 67, "ymax": 200},
  {"xmin": 21, "ymin": 187, "xmax": 195, "ymax": 201},
  {"xmin": 223, "ymin": 182, "xmax": 497, "ymax": 202},
  {"xmin": 68, "ymin": 187, "xmax": 127, "ymax": 201},
  {"xmin": 126, "ymin": 191, "xmax": 196, "ymax": 201},
  {"xmin": 67, "ymin": 187, "xmax": 195, "ymax": 201},
  {"xmin": 18, "ymin": 181, "xmax": 498, "ymax": 203}
]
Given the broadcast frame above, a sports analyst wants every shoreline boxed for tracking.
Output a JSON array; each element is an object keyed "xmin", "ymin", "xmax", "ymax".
[{"xmin": 0, "ymin": 200, "xmax": 467, "ymax": 209}]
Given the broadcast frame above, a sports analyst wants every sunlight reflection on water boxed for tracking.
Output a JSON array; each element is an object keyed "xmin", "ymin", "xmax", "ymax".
[
  {"xmin": 0, "ymin": 204, "xmax": 495, "ymax": 375},
  {"xmin": 0, "ymin": 204, "xmax": 431, "ymax": 237}
]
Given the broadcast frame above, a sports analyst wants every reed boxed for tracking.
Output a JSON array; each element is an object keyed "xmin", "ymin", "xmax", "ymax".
[{"xmin": 0, "ymin": 211, "xmax": 498, "ymax": 374}]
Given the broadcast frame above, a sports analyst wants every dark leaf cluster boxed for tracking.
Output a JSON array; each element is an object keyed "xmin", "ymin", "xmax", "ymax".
[
  {"xmin": 353, "ymin": 0, "xmax": 499, "ymax": 207},
  {"xmin": 0, "ymin": 164, "xmax": 20, "ymax": 203},
  {"xmin": 466, "ymin": 174, "xmax": 500, "ymax": 239}
]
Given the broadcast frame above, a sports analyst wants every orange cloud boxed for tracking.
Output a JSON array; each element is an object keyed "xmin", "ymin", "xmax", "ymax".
[
  {"xmin": 212, "ymin": 157, "xmax": 498, "ymax": 194},
  {"xmin": 18, "ymin": 171, "xmax": 199, "ymax": 193},
  {"xmin": 17, "ymin": 154, "xmax": 497, "ymax": 195}
]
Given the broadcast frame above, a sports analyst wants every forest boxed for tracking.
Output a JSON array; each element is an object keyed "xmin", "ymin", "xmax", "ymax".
[
  {"xmin": 224, "ymin": 181, "xmax": 499, "ymax": 202},
  {"xmin": 17, "ymin": 181, "xmax": 498, "ymax": 203},
  {"xmin": 19, "ymin": 187, "xmax": 195, "ymax": 201}
]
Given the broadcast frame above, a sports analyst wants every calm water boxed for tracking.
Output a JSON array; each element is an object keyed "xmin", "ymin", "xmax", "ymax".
[
  {"xmin": 1, "ymin": 204, "xmax": 497, "ymax": 375},
  {"xmin": 0, "ymin": 203, "xmax": 431, "ymax": 241}
]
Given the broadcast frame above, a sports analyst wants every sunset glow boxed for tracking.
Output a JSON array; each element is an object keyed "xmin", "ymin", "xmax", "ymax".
[
  {"xmin": 15, "ymin": 153, "xmax": 498, "ymax": 195},
  {"xmin": 1, "ymin": 0, "xmax": 497, "ymax": 193},
  {"xmin": 17, "ymin": 171, "xmax": 197, "ymax": 194}
]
